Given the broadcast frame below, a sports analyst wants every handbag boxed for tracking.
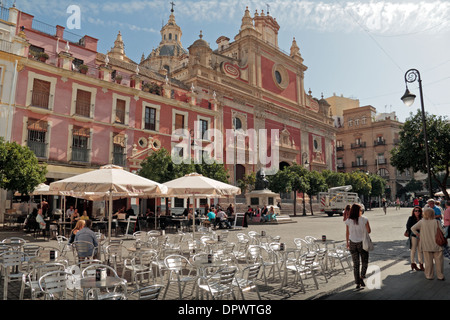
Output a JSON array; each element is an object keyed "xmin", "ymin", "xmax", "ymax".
[
  {"xmin": 363, "ymin": 228, "xmax": 374, "ymax": 252},
  {"xmin": 404, "ymin": 230, "xmax": 410, "ymax": 237},
  {"xmin": 435, "ymin": 222, "xmax": 447, "ymax": 247}
]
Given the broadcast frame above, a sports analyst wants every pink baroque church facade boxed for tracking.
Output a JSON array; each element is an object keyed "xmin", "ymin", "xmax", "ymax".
[{"xmin": 2, "ymin": 5, "xmax": 336, "ymax": 213}]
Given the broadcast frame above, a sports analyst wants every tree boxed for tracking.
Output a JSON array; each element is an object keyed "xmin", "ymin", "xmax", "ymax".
[
  {"xmin": 268, "ymin": 163, "xmax": 309, "ymax": 216},
  {"xmin": 305, "ymin": 170, "xmax": 328, "ymax": 214},
  {"xmin": 405, "ymin": 178, "xmax": 423, "ymax": 194},
  {"xmin": 237, "ymin": 172, "xmax": 256, "ymax": 194},
  {"xmin": 138, "ymin": 148, "xmax": 191, "ymax": 183},
  {"xmin": 0, "ymin": 138, "xmax": 47, "ymax": 195},
  {"xmin": 344, "ymin": 171, "xmax": 371, "ymax": 198},
  {"xmin": 193, "ymin": 155, "xmax": 229, "ymax": 183},
  {"xmin": 138, "ymin": 148, "xmax": 230, "ymax": 212},
  {"xmin": 370, "ymin": 174, "xmax": 386, "ymax": 198},
  {"xmin": 321, "ymin": 170, "xmax": 345, "ymax": 189},
  {"xmin": 391, "ymin": 111, "xmax": 450, "ymax": 199}
]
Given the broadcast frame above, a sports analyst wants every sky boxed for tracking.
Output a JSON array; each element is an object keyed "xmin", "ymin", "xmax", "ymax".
[{"xmin": 11, "ymin": 0, "xmax": 450, "ymax": 123}]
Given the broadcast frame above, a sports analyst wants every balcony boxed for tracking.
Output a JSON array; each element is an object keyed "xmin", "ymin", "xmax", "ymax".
[
  {"xmin": 31, "ymin": 91, "xmax": 50, "ymax": 109},
  {"xmin": 336, "ymin": 146, "xmax": 344, "ymax": 151},
  {"xmin": 337, "ymin": 163, "xmax": 345, "ymax": 169},
  {"xmin": 351, "ymin": 142, "xmax": 366, "ymax": 149},
  {"xmin": 376, "ymin": 159, "xmax": 388, "ymax": 165},
  {"xmin": 74, "ymin": 100, "xmax": 91, "ymax": 118},
  {"xmin": 71, "ymin": 147, "xmax": 90, "ymax": 163},
  {"xmin": 374, "ymin": 139, "xmax": 386, "ymax": 146},
  {"xmin": 352, "ymin": 160, "xmax": 367, "ymax": 168},
  {"xmin": 113, "ymin": 152, "xmax": 126, "ymax": 167},
  {"xmin": 27, "ymin": 140, "xmax": 47, "ymax": 158}
]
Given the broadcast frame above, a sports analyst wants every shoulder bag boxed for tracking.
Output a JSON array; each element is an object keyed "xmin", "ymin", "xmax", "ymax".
[
  {"xmin": 362, "ymin": 224, "xmax": 374, "ymax": 252},
  {"xmin": 435, "ymin": 221, "xmax": 447, "ymax": 247}
]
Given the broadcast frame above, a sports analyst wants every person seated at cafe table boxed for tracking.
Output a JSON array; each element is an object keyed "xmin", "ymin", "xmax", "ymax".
[
  {"xmin": 70, "ymin": 209, "xmax": 80, "ymax": 222},
  {"xmin": 217, "ymin": 208, "xmax": 232, "ymax": 229},
  {"xmin": 36, "ymin": 208, "xmax": 46, "ymax": 230},
  {"xmin": 80, "ymin": 210, "xmax": 90, "ymax": 221},
  {"xmin": 69, "ymin": 220, "xmax": 85, "ymax": 244},
  {"xmin": 207, "ymin": 208, "xmax": 216, "ymax": 229},
  {"xmin": 74, "ymin": 219, "xmax": 98, "ymax": 258}
]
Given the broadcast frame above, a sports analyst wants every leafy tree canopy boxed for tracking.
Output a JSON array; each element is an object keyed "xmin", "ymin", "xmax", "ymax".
[
  {"xmin": 0, "ymin": 138, "xmax": 47, "ymax": 195},
  {"xmin": 391, "ymin": 111, "xmax": 450, "ymax": 198}
]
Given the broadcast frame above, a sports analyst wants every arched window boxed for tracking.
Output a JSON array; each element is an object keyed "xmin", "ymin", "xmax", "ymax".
[{"xmin": 233, "ymin": 117, "xmax": 242, "ymax": 130}]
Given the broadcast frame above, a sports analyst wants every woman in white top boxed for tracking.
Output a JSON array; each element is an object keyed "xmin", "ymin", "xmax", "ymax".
[{"xmin": 345, "ymin": 203, "xmax": 371, "ymax": 289}]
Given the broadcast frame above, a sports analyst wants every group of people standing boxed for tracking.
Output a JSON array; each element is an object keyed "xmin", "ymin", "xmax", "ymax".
[
  {"xmin": 344, "ymin": 197, "xmax": 450, "ymax": 290},
  {"xmin": 406, "ymin": 198, "xmax": 450, "ymax": 281}
]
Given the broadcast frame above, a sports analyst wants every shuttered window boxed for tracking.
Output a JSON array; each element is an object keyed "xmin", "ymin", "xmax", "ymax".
[
  {"xmin": 175, "ymin": 114, "xmax": 184, "ymax": 130},
  {"xmin": 31, "ymin": 79, "xmax": 50, "ymax": 109},
  {"xmin": 27, "ymin": 119, "xmax": 47, "ymax": 158},
  {"xmin": 144, "ymin": 107, "xmax": 156, "ymax": 131},
  {"xmin": 72, "ymin": 126, "xmax": 90, "ymax": 162},
  {"xmin": 75, "ymin": 89, "xmax": 91, "ymax": 117},
  {"xmin": 115, "ymin": 99, "xmax": 126, "ymax": 124}
]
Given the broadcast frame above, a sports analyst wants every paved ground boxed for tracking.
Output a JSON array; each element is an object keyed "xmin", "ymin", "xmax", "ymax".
[{"xmin": 1, "ymin": 206, "xmax": 448, "ymax": 309}]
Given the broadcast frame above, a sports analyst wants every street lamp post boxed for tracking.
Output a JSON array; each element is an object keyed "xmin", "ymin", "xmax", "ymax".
[{"xmin": 401, "ymin": 68, "xmax": 434, "ymax": 199}]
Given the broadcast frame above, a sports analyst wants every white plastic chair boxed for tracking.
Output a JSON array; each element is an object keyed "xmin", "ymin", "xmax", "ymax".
[
  {"xmin": 197, "ymin": 266, "xmax": 238, "ymax": 300},
  {"xmin": 0, "ymin": 251, "xmax": 28, "ymax": 300},
  {"xmin": 22, "ymin": 262, "xmax": 66, "ymax": 300},
  {"xmin": 123, "ymin": 249, "xmax": 158, "ymax": 288},
  {"xmin": 232, "ymin": 263, "xmax": 262, "ymax": 300},
  {"xmin": 284, "ymin": 252, "xmax": 319, "ymax": 292},
  {"xmin": 327, "ymin": 244, "xmax": 352, "ymax": 274},
  {"xmin": 38, "ymin": 270, "xmax": 75, "ymax": 300},
  {"xmin": 72, "ymin": 240, "xmax": 98, "ymax": 262},
  {"xmin": 130, "ymin": 284, "xmax": 165, "ymax": 300},
  {"xmin": 81, "ymin": 264, "xmax": 127, "ymax": 300},
  {"xmin": 162, "ymin": 254, "xmax": 197, "ymax": 300}
]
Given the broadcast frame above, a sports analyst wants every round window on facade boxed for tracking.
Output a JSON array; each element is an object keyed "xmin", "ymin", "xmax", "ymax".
[
  {"xmin": 275, "ymin": 70, "xmax": 282, "ymax": 84},
  {"xmin": 272, "ymin": 64, "xmax": 289, "ymax": 90},
  {"xmin": 138, "ymin": 137, "xmax": 147, "ymax": 148}
]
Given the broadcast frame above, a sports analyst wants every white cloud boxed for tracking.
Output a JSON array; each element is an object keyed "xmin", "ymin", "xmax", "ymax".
[{"xmin": 16, "ymin": 0, "xmax": 450, "ymax": 36}]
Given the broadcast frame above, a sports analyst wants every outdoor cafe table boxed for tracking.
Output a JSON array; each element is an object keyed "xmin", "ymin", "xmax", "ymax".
[
  {"xmin": 29, "ymin": 251, "xmax": 67, "ymax": 265},
  {"xmin": 312, "ymin": 239, "xmax": 345, "ymax": 270},
  {"xmin": 50, "ymin": 220, "xmax": 72, "ymax": 237},
  {"xmin": 79, "ymin": 276, "xmax": 127, "ymax": 300},
  {"xmin": 273, "ymin": 247, "xmax": 301, "ymax": 288},
  {"xmin": 312, "ymin": 239, "xmax": 345, "ymax": 253}
]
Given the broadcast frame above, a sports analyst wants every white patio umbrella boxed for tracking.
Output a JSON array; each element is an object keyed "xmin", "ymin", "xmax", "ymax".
[
  {"xmin": 49, "ymin": 164, "xmax": 168, "ymax": 240},
  {"xmin": 14, "ymin": 183, "xmax": 60, "ymax": 214},
  {"xmin": 435, "ymin": 189, "xmax": 450, "ymax": 197},
  {"xmin": 163, "ymin": 173, "xmax": 241, "ymax": 236}
]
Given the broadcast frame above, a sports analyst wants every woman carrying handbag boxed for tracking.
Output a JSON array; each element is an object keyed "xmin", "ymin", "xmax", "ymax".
[
  {"xmin": 406, "ymin": 206, "xmax": 424, "ymax": 271},
  {"xmin": 411, "ymin": 208, "xmax": 445, "ymax": 281},
  {"xmin": 345, "ymin": 203, "xmax": 371, "ymax": 289}
]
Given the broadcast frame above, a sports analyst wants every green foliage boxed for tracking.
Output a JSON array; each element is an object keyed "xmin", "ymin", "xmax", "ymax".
[
  {"xmin": 344, "ymin": 171, "xmax": 371, "ymax": 197},
  {"xmin": 391, "ymin": 111, "xmax": 450, "ymax": 198},
  {"xmin": 0, "ymin": 138, "xmax": 47, "ymax": 195},
  {"xmin": 193, "ymin": 155, "xmax": 229, "ymax": 183},
  {"xmin": 321, "ymin": 169, "xmax": 345, "ymax": 188},
  {"xmin": 306, "ymin": 170, "xmax": 328, "ymax": 196},
  {"xmin": 268, "ymin": 163, "xmax": 309, "ymax": 195},
  {"xmin": 138, "ymin": 147, "xmax": 229, "ymax": 183},
  {"xmin": 237, "ymin": 172, "xmax": 256, "ymax": 194},
  {"xmin": 369, "ymin": 174, "xmax": 386, "ymax": 197},
  {"xmin": 404, "ymin": 178, "xmax": 423, "ymax": 193}
]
